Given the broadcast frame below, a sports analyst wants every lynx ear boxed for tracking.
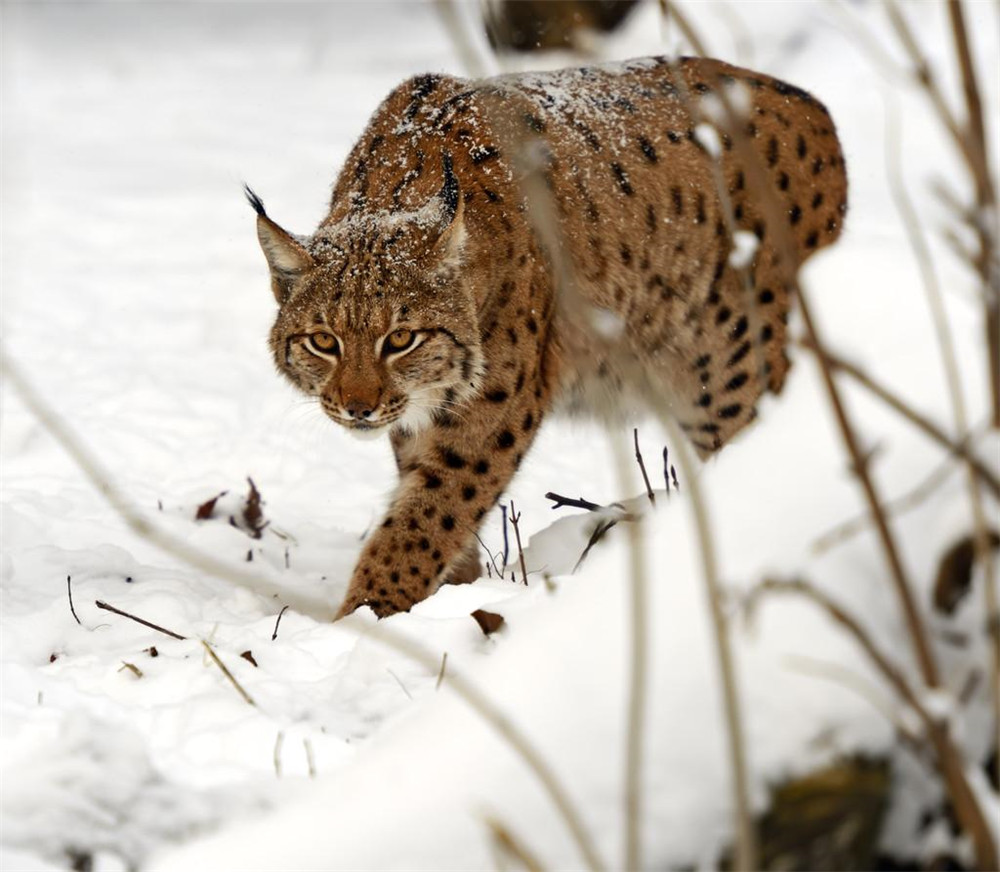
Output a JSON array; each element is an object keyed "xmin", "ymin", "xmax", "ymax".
[
  {"xmin": 244, "ymin": 185, "xmax": 314, "ymax": 303},
  {"xmin": 431, "ymin": 153, "xmax": 466, "ymax": 267}
]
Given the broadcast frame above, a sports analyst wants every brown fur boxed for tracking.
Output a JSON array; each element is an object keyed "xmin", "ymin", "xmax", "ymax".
[{"xmin": 251, "ymin": 57, "xmax": 848, "ymax": 618}]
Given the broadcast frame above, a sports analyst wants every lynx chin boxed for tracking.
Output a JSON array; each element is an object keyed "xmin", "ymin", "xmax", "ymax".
[{"xmin": 248, "ymin": 56, "xmax": 847, "ymax": 618}]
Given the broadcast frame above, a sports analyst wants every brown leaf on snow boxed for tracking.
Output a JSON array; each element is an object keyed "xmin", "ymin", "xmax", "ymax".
[
  {"xmin": 195, "ymin": 491, "xmax": 228, "ymax": 521},
  {"xmin": 933, "ymin": 530, "xmax": 1000, "ymax": 615},
  {"xmin": 471, "ymin": 609, "xmax": 505, "ymax": 635},
  {"xmin": 242, "ymin": 477, "xmax": 267, "ymax": 539},
  {"xmin": 240, "ymin": 650, "xmax": 259, "ymax": 668}
]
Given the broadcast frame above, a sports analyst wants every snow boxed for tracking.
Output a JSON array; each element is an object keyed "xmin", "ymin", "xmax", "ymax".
[{"xmin": 2, "ymin": 1, "xmax": 997, "ymax": 870}]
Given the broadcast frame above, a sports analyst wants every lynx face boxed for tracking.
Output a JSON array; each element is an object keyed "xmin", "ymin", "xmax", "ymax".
[{"xmin": 261, "ymin": 194, "xmax": 484, "ymax": 437}]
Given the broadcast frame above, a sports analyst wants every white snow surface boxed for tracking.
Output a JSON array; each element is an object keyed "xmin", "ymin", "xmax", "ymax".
[{"xmin": 1, "ymin": 2, "xmax": 997, "ymax": 870}]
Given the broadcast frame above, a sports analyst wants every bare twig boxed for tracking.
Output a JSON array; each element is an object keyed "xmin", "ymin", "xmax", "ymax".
[
  {"xmin": 386, "ymin": 667, "xmax": 413, "ymax": 700},
  {"xmin": 807, "ymin": 342, "xmax": 1000, "ymax": 499},
  {"xmin": 633, "ymin": 429, "xmax": 656, "ymax": 507},
  {"xmin": 303, "ymin": 738, "xmax": 315, "ymax": 778},
  {"xmin": 572, "ymin": 519, "xmax": 619, "ymax": 573},
  {"xmin": 485, "ymin": 817, "xmax": 545, "ymax": 872},
  {"xmin": 95, "ymin": 599, "xmax": 187, "ymax": 641},
  {"xmin": 509, "ymin": 501, "xmax": 529, "ymax": 586},
  {"xmin": 271, "ymin": 605, "xmax": 289, "ymax": 641},
  {"xmin": 435, "ymin": 651, "xmax": 448, "ymax": 691},
  {"xmin": 811, "ymin": 451, "xmax": 960, "ymax": 554},
  {"xmin": 610, "ymin": 436, "xmax": 651, "ymax": 872},
  {"xmin": 66, "ymin": 576, "xmax": 81, "ymax": 625},
  {"xmin": 200, "ymin": 640, "xmax": 256, "ymax": 707},
  {"xmin": 883, "ymin": 84, "xmax": 1000, "ymax": 773},
  {"xmin": 273, "ymin": 731, "xmax": 284, "ymax": 777},
  {"xmin": 545, "ymin": 492, "xmax": 604, "ymax": 512}
]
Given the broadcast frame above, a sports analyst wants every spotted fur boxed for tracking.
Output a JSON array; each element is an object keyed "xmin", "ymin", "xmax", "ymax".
[{"xmin": 250, "ymin": 56, "xmax": 848, "ymax": 617}]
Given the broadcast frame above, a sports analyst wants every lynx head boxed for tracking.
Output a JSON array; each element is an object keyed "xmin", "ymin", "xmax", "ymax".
[{"xmin": 247, "ymin": 157, "xmax": 483, "ymax": 437}]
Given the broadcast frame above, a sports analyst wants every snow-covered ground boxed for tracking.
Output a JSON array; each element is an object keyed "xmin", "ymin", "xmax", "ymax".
[{"xmin": 2, "ymin": 2, "xmax": 997, "ymax": 869}]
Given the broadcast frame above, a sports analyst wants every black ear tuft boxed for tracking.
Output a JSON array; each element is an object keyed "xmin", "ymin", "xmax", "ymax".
[
  {"xmin": 243, "ymin": 183, "xmax": 267, "ymax": 217},
  {"xmin": 440, "ymin": 153, "xmax": 459, "ymax": 222}
]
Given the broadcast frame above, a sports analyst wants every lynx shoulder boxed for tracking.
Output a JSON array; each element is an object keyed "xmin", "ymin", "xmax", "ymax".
[{"xmin": 248, "ymin": 56, "xmax": 848, "ymax": 617}]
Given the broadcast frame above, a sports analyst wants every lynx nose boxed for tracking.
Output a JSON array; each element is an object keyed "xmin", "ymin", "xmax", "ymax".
[{"xmin": 344, "ymin": 398, "xmax": 378, "ymax": 420}]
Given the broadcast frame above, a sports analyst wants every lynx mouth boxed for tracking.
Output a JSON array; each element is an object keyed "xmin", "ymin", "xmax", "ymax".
[{"xmin": 343, "ymin": 420, "xmax": 390, "ymax": 441}]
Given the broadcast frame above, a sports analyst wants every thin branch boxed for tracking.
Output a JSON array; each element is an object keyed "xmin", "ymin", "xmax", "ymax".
[
  {"xmin": 66, "ymin": 576, "xmax": 81, "ymax": 626},
  {"xmin": 633, "ymin": 429, "xmax": 656, "ymax": 507},
  {"xmin": 509, "ymin": 501, "xmax": 529, "ymax": 586},
  {"xmin": 611, "ymin": 435, "xmax": 651, "ymax": 872},
  {"xmin": 811, "ymin": 450, "xmax": 960, "ymax": 554},
  {"xmin": 656, "ymin": 411, "xmax": 757, "ymax": 872},
  {"xmin": 808, "ymin": 343, "xmax": 1000, "ymax": 499},
  {"xmin": 545, "ymin": 492, "xmax": 604, "ymax": 512},
  {"xmin": 271, "ymin": 605, "xmax": 289, "ymax": 641},
  {"xmin": 484, "ymin": 817, "xmax": 545, "ymax": 872},
  {"xmin": 95, "ymin": 599, "xmax": 187, "ymax": 641},
  {"xmin": 572, "ymin": 519, "xmax": 619, "ymax": 573},
  {"xmin": 200, "ymin": 640, "xmax": 256, "ymax": 707}
]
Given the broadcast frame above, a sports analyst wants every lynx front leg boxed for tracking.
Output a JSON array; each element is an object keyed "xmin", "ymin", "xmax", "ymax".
[{"xmin": 335, "ymin": 390, "xmax": 545, "ymax": 618}]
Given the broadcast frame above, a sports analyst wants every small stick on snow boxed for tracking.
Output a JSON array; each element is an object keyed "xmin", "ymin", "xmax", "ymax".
[
  {"xmin": 485, "ymin": 816, "xmax": 545, "ymax": 872},
  {"xmin": 435, "ymin": 651, "xmax": 448, "ymax": 690},
  {"xmin": 66, "ymin": 576, "xmax": 81, "ymax": 625},
  {"xmin": 500, "ymin": 504, "xmax": 510, "ymax": 569},
  {"xmin": 662, "ymin": 447, "xmax": 671, "ymax": 495},
  {"xmin": 386, "ymin": 668, "xmax": 413, "ymax": 699},
  {"xmin": 303, "ymin": 738, "xmax": 315, "ymax": 778},
  {"xmin": 509, "ymin": 501, "xmax": 529, "ymax": 586},
  {"xmin": 273, "ymin": 731, "xmax": 284, "ymax": 777},
  {"xmin": 271, "ymin": 605, "xmax": 289, "ymax": 641},
  {"xmin": 200, "ymin": 640, "xmax": 256, "ymax": 707},
  {"xmin": 95, "ymin": 600, "xmax": 187, "ymax": 640},
  {"xmin": 633, "ymin": 429, "xmax": 656, "ymax": 506}
]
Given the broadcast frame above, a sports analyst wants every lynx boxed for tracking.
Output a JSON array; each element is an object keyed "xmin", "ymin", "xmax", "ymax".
[{"xmin": 248, "ymin": 56, "xmax": 847, "ymax": 618}]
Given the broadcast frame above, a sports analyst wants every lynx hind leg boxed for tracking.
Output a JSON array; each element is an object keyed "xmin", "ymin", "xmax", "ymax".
[{"xmin": 676, "ymin": 256, "xmax": 792, "ymax": 459}]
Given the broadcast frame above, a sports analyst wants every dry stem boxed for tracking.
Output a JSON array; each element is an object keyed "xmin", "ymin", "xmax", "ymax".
[
  {"xmin": 95, "ymin": 599, "xmax": 187, "ymax": 641},
  {"xmin": 508, "ymin": 501, "xmax": 529, "ymax": 586},
  {"xmin": 200, "ymin": 640, "xmax": 256, "ymax": 707},
  {"xmin": 611, "ymin": 434, "xmax": 651, "ymax": 872},
  {"xmin": 809, "ymin": 342, "xmax": 1000, "ymax": 499},
  {"xmin": 655, "ymin": 411, "xmax": 758, "ymax": 872},
  {"xmin": 633, "ymin": 429, "xmax": 656, "ymax": 507}
]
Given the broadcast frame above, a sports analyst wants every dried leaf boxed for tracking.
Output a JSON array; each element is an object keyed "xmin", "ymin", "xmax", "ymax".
[
  {"xmin": 195, "ymin": 490, "xmax": 228, "ymax": 521},
  {"xmin": 933, "ymin": 531, "xmax": 1000, "ymax": 615},
  {"xmin": 118, "ymin": 661, "xmax": 143, "ymax": 679},
  {"xmin": 240, "ymin": 650, "xmax": 258, "ymax": 668},
  {"xmin": 472, "ymin": 609, "xmax": 505, "ymax": 635},
  {"xmin": 242, "ymin": 477, "xmax": 267, "ymax": 539}
]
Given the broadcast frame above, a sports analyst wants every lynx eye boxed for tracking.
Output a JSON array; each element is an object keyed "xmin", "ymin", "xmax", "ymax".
[
  {"xmin": 308, "ymin": 332, "xmax": 339, "ymax": 355},
  {"xmin": 384, "ymin": 329, "xmax": 415, "ymax": 353}
]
